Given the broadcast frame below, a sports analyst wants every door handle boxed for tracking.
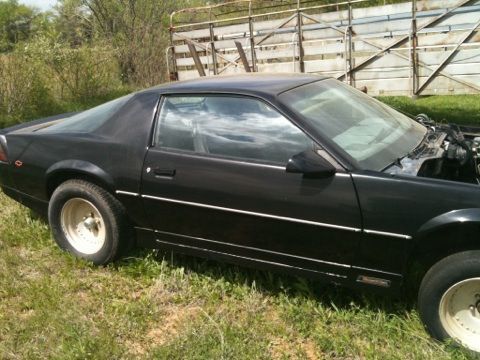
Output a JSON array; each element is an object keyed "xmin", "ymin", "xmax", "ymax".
[{"xmin": 153, "ymin": 168, "xmax": 176, "ymax": 177}]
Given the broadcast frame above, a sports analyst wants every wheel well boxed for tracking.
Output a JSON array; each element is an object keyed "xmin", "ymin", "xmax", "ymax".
[
  {"xmin": 405, "ymin": 223, "xmax": 480, "ymax": 291},
  {"xmin": 46, "ymin": 171, "xmax": 114, "ymax": 199}
]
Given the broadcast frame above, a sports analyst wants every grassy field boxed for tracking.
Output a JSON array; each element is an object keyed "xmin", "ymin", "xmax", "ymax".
[
  {"xmin": 1, "ymin": 95, "xmax": 479, "ymax": 359},
  {"xmin": 0, "ymin": 193, "xmax": 473, "ymax": 360}
]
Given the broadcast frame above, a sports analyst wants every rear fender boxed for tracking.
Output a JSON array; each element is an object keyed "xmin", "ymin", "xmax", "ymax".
[{"xmin": 46, "ymin": 160, "xmax": 115, "ymax": 197}]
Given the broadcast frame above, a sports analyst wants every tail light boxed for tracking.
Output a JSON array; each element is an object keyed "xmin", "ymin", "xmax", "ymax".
[{"xmin": 0, "ymin": 135, "xmax": 8, "ymax": 163}]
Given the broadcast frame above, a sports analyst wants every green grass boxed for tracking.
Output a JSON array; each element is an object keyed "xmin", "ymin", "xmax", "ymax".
[
  {"xmin": 0, "ymin": 192, "xmax": 475, "ymax": 359},
  {"xmin": 379, "ymin": 95, "xmax": 480, "ymax": 125},
  {"xmin": 1, "ymin": 94, "xmax": 480, "ymax": 359}
]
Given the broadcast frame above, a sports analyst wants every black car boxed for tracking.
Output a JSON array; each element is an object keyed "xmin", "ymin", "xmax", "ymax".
[{"xmin": 1, "ymin": 74, "xmax": 479, "ymax": 352}]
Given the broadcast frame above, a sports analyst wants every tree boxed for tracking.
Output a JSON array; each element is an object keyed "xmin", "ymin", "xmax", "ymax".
[
  {"xmin": 0, "ymin": 0, "xmax": 37, "ymax": 52},
  {"xmin": 54, "ymin": 0, "xmax": 94, "ymax": 47},
  {"xmin": 80, "ymin": 0, "xmax": 180, "ymax": 86}
]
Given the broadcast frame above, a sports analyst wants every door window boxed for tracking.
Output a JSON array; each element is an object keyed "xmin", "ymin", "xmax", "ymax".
[{"xmin": 155, "ymin": 95, "xmax": 313, "ymax": 165}]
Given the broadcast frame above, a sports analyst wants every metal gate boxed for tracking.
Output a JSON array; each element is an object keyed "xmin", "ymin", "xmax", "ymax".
[{"xmin": 168, "ymin": 0, "xmax": 480, "ymax": 96}]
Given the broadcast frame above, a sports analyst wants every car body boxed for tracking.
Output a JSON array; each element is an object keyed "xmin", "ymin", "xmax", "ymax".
[{"xmin": 1, "ymin": 74, "xmax": 479, "ymax": 351}]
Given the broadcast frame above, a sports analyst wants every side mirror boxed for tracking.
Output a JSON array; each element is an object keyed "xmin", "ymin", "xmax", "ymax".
[{"xmin": 286, "ymin": 149, "xmax": 336, "ymax": 178}]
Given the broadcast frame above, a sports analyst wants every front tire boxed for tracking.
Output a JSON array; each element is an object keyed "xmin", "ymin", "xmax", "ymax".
[
  {"xmin": 48, "ymin": 179, "xmax": 131, "ymax": 265},
  {"xmin": 418, "ymin": 251, "xmax": 480, "ymax": 353}
]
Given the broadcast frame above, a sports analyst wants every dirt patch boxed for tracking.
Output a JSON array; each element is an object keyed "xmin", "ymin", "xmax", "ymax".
[
  {"xmin": 146, "ymin": 305, "xmax": 201, "ymax": 347},
  {"xmin": 269, "ymin": 337, "xmax": 320, "ymax": 360}
]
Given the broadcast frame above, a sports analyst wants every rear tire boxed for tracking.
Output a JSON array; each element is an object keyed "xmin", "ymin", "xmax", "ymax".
[
  {"xmin": 48, "ymin": 179, "xmax": 131, "ymax": 265},
  {"xmin": 418, "ymin": 251, "xmax": 480, "ymax": 354}
]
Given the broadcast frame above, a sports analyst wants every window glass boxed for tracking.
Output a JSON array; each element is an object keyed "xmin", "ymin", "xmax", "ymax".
[
  {"xmin": 279, "ymin": 79, "xmax": 426, "ymax": 170},
  {"xmin": 39, "ymin": 94, "xmax": 134, "ymax": 133},
  {"xmin": 156, "ymin": 95, "xmax": 313, "ymax": 164}
]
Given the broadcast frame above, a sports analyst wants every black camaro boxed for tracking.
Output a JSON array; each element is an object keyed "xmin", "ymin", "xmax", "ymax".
[{"xmin": 1, "ymin": 74, "xmax": 479, "ymax": 352}]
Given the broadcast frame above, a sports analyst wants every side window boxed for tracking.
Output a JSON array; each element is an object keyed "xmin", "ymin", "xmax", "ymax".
[{"xmin": 156, "ymin": 95, "xmax": 313, "ymax": 165}]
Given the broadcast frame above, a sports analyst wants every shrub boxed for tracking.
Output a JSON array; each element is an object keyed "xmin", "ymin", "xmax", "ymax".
[{"xmin": 0, "ymin": 52, "xmax": 56, "ymax": 127}]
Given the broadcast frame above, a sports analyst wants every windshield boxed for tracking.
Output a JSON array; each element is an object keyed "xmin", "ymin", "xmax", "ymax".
[
  {"xmin": 280, "ymin": 79, "xmax": 427, "ymax": 170},
  {"xmin": 39, "ymin": 94, "xmax": 133, "ymax": 134}
]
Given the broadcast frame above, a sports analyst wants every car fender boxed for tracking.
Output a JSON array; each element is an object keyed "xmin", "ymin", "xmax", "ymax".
[
  {"xmin": 46, "ymin": 160, "xmax": 115, "ymax": 193},
  {"xmin": 416, "ymin": 208, "xmax": 480, "ymax": 237}
]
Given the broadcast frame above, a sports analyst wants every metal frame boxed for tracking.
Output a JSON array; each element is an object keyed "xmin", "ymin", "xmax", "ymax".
[
  {"xmin": 168, "ymin": 0, "xmax": 480, "ymax": 96},
  {"xmin": 415, "ymin": 18, "xmax": 480, "ymax": 95}
]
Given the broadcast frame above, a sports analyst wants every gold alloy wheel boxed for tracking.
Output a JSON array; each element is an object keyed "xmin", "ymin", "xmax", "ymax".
[
  {"xmin": 439, "ymin": 277, "xmax": 480, "ymax": 352},
  {"xmin": 60, "ymin": 198, "xmax": 106, "ymax": 255}
]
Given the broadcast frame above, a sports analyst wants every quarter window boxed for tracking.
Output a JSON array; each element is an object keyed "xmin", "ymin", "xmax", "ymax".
[
  {"xmin": 155, "ymin": 95, "xmax": 313, "ymax": 164},
  {"xmin": 39, "ymin": 94, "xmax": 134, "ymax": 133}
]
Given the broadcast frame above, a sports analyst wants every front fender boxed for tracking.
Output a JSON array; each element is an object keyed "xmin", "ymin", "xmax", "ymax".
[
  {"xmin": 46, "ymin": 160, "xmax": 115, "ymax": 192},
  {"xmin": 416, "ymin": 209, "xmax": 480, "ymax": 237}
]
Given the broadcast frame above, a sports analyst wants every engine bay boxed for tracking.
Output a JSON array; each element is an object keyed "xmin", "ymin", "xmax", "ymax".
[{"xmin": 385, "ymin": 114, "xmax": 480, "ymax": 185}]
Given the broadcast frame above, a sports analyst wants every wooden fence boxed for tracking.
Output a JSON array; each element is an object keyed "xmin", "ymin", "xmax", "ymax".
[{"xmin": 168, "ymin": 0, "xmax": 480, "ymax": 96}]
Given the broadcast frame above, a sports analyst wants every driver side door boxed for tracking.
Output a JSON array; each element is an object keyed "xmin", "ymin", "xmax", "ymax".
[{"xmin": 141, "ymin": 94, "xmax": 362, "ymax": 278}]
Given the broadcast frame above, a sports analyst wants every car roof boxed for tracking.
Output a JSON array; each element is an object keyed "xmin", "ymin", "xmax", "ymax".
[{"xmin": 142, "ymin": 73, "xmax": 328, "ymax": 97}]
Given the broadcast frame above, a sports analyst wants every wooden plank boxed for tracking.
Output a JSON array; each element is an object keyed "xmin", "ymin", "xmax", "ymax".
[
  {"xmin": 176, "ymin": 46, "xmax": 480, "ymax": 75},
  {"xmin": 416, "ymin": 48, "xmax": 480, "ymax": 66},
  {"xmin": 175, "ymin": 42, "xmax": 480, "ymax": 72},
  {"xmin": 173, "ymin": 18, "xmax": 480, "ymax": 55},
  {"xmin": 354, "ymin": 75, "xmax": 480, "ymax": 96},
  {"xmin": 174, "ymin": 1, "xmax": 480, "ymax": 42},
  {"xmin": 176, "ymin": 71, "xmax": 480, "ymax": 96}
]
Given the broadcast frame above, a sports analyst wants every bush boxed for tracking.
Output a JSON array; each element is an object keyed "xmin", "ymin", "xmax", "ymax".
[
  {"xmin": 0, "ymin": 52, "xmax": 56, "ymax": 128},
  {"xmin": 0, "ymin": 38, "xmax": 128, "ymax": 128},
  {"xmin": 25, "ymin": 37, "xmax": 123, "ymax": 102}
]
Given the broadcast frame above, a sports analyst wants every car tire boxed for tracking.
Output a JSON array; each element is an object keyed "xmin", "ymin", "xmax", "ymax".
[
  {"xmin": 418, "ymin": 250, "xmax": 480, "ymax": 353},
  {"xmin": 48, "ymin": 179, "xmax": 132, "ymax": 265}
]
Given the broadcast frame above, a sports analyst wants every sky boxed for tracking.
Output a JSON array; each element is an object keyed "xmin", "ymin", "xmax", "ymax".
[{"xmin": 19, "ymin": 0, "xmax": 57, "ymax": 11}]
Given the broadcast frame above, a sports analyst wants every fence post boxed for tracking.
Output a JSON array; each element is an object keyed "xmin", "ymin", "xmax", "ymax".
[
  {"xmin": 347, "ymin": 1, "xmax": 354, "ymax": 86},
  {"xmin": 169, "ymin": 27, "xmax": 178, "ymax": 81},
  {"xmin": 297, "ymin": 4, "xmax": 305, "ymax": 73},
  {"xmin": 209, "ymin": 23, "xmax": 218, "ymax": 75},
  {"xmin": 248, "ymin": 17, "xmax": 257, "ymax": 72},
  {"xmin": 248, "ymin": 2, "xmax": 257, "ymax": 72},
  {"xmin": 411, "ymin": 0, "xmax": 418, "ymax": 98}
]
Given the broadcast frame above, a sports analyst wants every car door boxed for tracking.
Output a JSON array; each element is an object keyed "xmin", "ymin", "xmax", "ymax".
[{"xmin": 141, "ymin": 94, "xmax": 362, "ymax": 278}]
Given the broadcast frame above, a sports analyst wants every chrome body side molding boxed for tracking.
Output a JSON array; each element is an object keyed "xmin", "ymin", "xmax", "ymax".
[{"xmin": 118, "ymin": 190, "xmax": 413, "ymax": 240}]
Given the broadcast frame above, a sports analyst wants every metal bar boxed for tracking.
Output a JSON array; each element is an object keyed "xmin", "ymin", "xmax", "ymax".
[
  {"xmin": 297, "ymin": 10, "xmax": 305, "ymax": 73},
  {"xmin": 172, "ymin": 0, "xmax": 369, "ymax": 30},
  {"xmin": 411, "ymin": 0, "xmax": 418, "ymax": 97},
  {"xmin": 165, "ymin": 46, "xmax": 173, "ymax": 82},
  {"xmin": 338, "ymin": 0, "xmax": 475, "ymax": 81},
  {"xmin": 218, "ymin": 13, "xmax": 297, "ymax": 74},
  {"xmin": 235, "ymin": 41, "xmax": 252, "ymax": 72},
  {"xmin": 416, "ymin": 19, "xmax": 480, "ymax": 95},
  {"xmin": 188, "ymin": 43, "xmax": 206, "ymax": 77},
  {"xmin": 174, "ymin": 33, "xmax": 239, "ymax": 67},
  {"xmin": 302, "ymin": 11, "xmax": 480, "ymax": 93},
  {"xmin": 209, "ymin": 23, "xmax": 218, "ymax": 75},
  {"xmin": 248, "ymin": 16, "xmax": 257, "ymax": 72},
  {"xmin": 347, "ymin": 2, "xmax": 353, "ymax": 85}
]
